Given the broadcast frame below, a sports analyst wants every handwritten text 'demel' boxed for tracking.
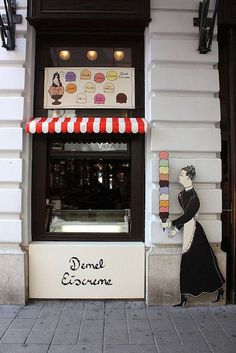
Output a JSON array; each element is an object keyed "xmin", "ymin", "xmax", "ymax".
[{"xmin": 61, "ymin": 257, "xmax": 113, "ymax": 287}]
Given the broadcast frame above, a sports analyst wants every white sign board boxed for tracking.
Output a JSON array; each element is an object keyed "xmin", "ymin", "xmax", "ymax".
[
  {"xmin": 44, "ymin": 67, "xmax": 135, "ymax": 109},
  {"xmin": 29, "ymin": 242, "xmax": 144, "ymax": 299}
]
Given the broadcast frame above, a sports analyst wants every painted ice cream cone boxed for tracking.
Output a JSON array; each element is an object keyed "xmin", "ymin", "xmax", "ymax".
[{"xmin": 159, "ymin": 151, "xmax": 169, "ymax": 231}]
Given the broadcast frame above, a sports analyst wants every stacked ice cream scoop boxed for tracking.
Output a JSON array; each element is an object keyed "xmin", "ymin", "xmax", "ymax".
[{"xmin": 159, "ymin": 151, "xmax": 169, "ymax": 227}]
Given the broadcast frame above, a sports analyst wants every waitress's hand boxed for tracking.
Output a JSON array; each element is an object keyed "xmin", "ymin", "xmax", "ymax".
[
  {"xmin": 168, "ymin": 228, "xmax": 177, "ymax": 238},
  {"xmin": 161, "ymin": 221, "xmax": 171, "ymax": 229}
]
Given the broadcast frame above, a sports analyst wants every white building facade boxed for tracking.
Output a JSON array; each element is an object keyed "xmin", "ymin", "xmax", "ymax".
[{"xmin": 0, "ymin": 0, "xmax": 226, "ymax": 304}]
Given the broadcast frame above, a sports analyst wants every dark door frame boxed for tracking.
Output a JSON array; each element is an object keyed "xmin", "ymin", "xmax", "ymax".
[{"xmin": 219, "ymin": 26, "xmax": 236, "ymax": 303}]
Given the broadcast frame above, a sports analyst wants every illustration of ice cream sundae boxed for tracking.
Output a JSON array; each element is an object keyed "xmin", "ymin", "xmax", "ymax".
[{"xmin": 48, "ymin": 72, "xmax": 64, "ymax": 105}]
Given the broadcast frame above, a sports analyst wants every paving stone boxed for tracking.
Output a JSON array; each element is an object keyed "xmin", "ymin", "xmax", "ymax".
[
  {"xmin": 33, "ymin": 312, "xmax": 60, "ymax": 330},
  {"xmin": 78, "ymin": 319, "xmax": 104, "ymax": 345},
  {"xmin": 209, "ymin": 306, "xmax": 234, "ymax": 319},
  {"xmin": 225, "ymin": 328, "xmax": 236, "ymax": 341},
  {"xmin": 154, "ymin": 330, "xmax": 180, "ymax": 346},
  {"xmin": 43, "ymin": 300, "xmax": 64, "ymax": 311},
  {"xmin": 84, "ymin": 309, "xmax": 104, "ymax": 320},
  {"xmin": 9, "ymin": 318, "xmax": 36, "ymax": 330},
  {"xmin": 155, "ymin": 343, "xmax": 186, "ymax": 353},
  {"xmin": 193, "ymin": 318, "xmax": 221, "ymax": 331},
  {"xmin": 0, "ymin": 329, "xmax": 30, "ymax": 344},
  {"xmin": 0, "ymin": 306, "xmax": 22, "ymax": 318},
  {"xmin": 0, "ymin": 344, "xmax": 49, "ymax": 353},
  {"xmin": 214, "ymin": 317, "xmax": 236, "ymax": 330},
  {"xmin": 227, "ymin": 305, "xmax": 236, "ymax": 315},
  {"xmin": 28, "ymin": 300, "xmax": 46, "ymax": 306},
  {"xmin": 212, "ymin": 343, "xmax": 236, "ymax": 353},
  {"xmin": 168, "ymin": 307, "xmax": 191, "ymax": 319},
  {"xmin": 104, "ymin": 344, "xmax": 157, "ymax": 353},
  {"xmin": 77, "ymin": 343, "xmax": 103, "ymax": 353},
  {"xmin": 179, "ymin": 331, "xmax": 208, "ymax": 345},
  {"xmin": 63, "ymin": 303, "xmax": 84, "ymax": 318},
  {"xmin": 149, "ymin": 318, "xmax": 175, "ymax": 331},
  {"xmin": 57, "ymin": 315, "xmax": 81, "ymax": 330},
  {"xmin": 105, "ymin": 319, "xmax": 127, "ymax": 330},
  {"xmin": 129, "ymin": 330, "xmax": 154, "ymax": 344},
  {"xmin": 126, "ymin": 308, "xmax": 148, "ymax": 320},
  {"xmin": 104, "ymin": 319, "xmax": 128, "ymax": 344},
  {"xmin": 183, "ymin": 343, "xmax": 212, "ymax": 353},
  {"xmin": 49, "ymin": 344, "xmax": 103, "ymax": 353},
  {"xmin": 105, "ymin": 301, "xmax": 125, "ymax": 310},
  {"xmin": 147, "ymin": 307, "xmax": 170, "ymax": 320},
  {"xmin": 125, "ymin": 301, "xmax": 146, "ymax": 309},
  {"xmin": 158, "ymin": 343, "xmax": 212, "ymax": 353},
  {"xmin": 105, "ymin": 309, "xmax": 126, "ymax": 319},
  {"xmin": 0, "ymin": 301, "xmax": 234, "ymax": 353},
  {"xmin": 17, "ymin": 306, "xmax": 44, "ymax": 319},
  {"xmin": 0, "ymin": 318, "xmax": 13, "ymax": 331},
  {"xmin": 83, "ymin": 301, "xmax": 104, "ymax": 320},
  {"xmin": 104, "ymin": 329, "xmax": 129, "ymax": 345},
  {"xmin": 52, "ymin": 330, "xmax": 79, "ymax": 345},
  {"xmin": 188, "ymin": 307, "xmax": 213, "ymax": 319},
  {"xmin": 127, "ymin": 319, "xmax": 151, "ymax": 331},
  {"xmin": 26, "ymin": 329, "xmax": 54, "ymax": 344},
  {"xmin": 172, "ymin": 318, "xmax": 198, "ymax": 333},
  {"xmin": 201, "ymin": 330, "xmax": 232, "ymax": 348},
  {"xmin": 48, "ymin": 345, "xmax": 80, "ymax": 353}
]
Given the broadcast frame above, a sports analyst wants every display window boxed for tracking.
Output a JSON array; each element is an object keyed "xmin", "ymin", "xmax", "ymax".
[
  {"xmin": 30, "ymin": 34, "xmax": 145, "ymax": 242},
  {"xmin": 32, "ymin": 133, "xmax": 144, "ymax": 241}
]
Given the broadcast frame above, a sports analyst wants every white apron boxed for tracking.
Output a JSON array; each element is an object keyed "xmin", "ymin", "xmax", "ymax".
[{"xmin": 182, "ymin": 218, "xmax": 196, "ymax": 254}]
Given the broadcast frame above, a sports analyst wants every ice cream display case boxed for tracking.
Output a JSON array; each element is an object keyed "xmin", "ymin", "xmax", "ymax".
[{"xmin": 49, "ymin": 209, "xmax": 130, "ymax": 233}]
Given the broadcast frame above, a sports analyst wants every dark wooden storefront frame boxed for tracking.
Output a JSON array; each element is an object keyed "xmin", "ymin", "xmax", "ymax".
[
  {"xmin": 219, "ymin": 0, "xmax": 236, "ymax": 303},
  {"xmin": 28, "ymin": 0, "xmax": 150, "ymax": 243}
]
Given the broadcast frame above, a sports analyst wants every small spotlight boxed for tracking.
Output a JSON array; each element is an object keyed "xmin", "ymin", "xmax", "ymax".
[
  {"xmin": 114, "ymin": 50, "xmax": 125, "ymax": 61},
  {"xmin": 87, "ymin": 50, "xmax": 98, "ymax": 61},
  {"xmin": 59, "ymin": 50, "xmax": 70, "ymax": 60}
]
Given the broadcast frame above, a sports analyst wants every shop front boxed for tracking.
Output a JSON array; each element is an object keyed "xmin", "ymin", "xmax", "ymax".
[
  {"xmin": 0, "ymin": 0, "xmax": 228, "ymax": 305},
  {"xmin": 25, "ymin": 0, "xmax": 150, "ymax": 299}
]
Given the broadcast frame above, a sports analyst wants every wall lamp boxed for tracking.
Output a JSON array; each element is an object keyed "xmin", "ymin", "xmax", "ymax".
[
  {"xmin": 193, "ymin": 0, "xmax": 219, "ymax": 54},
  {"xmin": 0, "ymin": 0, "xmax": 22, "ymax": 50}
]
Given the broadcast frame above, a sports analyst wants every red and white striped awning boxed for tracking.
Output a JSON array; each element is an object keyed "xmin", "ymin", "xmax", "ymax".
[{"xmin": 25, "ymin": 117, "xmax": 147, "ymax": 134}]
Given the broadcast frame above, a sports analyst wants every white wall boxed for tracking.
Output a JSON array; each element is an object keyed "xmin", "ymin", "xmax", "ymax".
[
  {"xmin": 145, "ymin": 0, "xmax": 221, "ymax": 245},
  {"xmin": 0, "ymin": 0, "xmax": 32, "ymax": 245}
]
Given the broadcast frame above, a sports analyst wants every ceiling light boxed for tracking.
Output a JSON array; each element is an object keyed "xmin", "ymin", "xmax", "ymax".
[
  {"xmin": 59, "ymin": 50, "xmax": 71, "ymax": 60},
  {"xmin": 87, "ymin": 50, "xmax": 98, "ymax": 61},
  {"xmin": 114, "ymin": 50, "xmax": 125, "ymax": 61}
]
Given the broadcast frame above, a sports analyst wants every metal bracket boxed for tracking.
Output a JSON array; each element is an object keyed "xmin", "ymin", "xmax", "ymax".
[
  {"xmin": 193, "ymin": 0, "xmax": 219, "ymax": 54},
  {"xmin": 0, "ymin": 0, "xmax": 22, "ymax": 50},
  {"xmin": 2, "ymin": 13, "xmax": 22, "ymax": 25},
  {"xmin": 193, "ymin": 17, "xmax": 212, "ymax": 28}
]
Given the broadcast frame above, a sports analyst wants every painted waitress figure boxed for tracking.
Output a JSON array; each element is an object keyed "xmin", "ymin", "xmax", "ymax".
[{"xmin": 162, "ymin": 165, "xmax": 225, "ymax": 306}]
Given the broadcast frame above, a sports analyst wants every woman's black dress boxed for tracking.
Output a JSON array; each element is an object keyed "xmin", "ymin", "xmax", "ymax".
[{"xmin": 172, "ymin": 187, "xmax": 225, "ymax": 296}]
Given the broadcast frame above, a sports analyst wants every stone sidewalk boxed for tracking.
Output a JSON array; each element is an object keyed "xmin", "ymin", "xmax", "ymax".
[{"xmin": 0, "ymin": 301, "xmax": 235, "ymax": 353}]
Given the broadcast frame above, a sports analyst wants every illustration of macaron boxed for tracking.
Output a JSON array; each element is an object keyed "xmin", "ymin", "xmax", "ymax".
[
  {"xmin": 116, "ymin": 93, "xmax": 127, "ymax": 104},
  {"xmin": 103, "ymin": 82, "xmax": 115, "ymax": 93},
  {"xmin": 106, "ymin": 71, "xmax": 118, "ymax": 81},
  {"xmin": 76, "ymin": 93, "xmax": 87, "ymax": 104},
  {"xmin": 80, "ymin": 69, "xmax": 91, "ymax": 80},
  {"xmin": 66, "ymin": 83, "xmax": 77, "ymax": 94},
  {"xmin": 94, "ymin": 72, "xmax": 105, "ymax": 83},
  {"xmin": 94, "ymin": 93, "xmax": 105, "ymax": 104},
  {"xmin": 65, "ymin": 71, "xmax": 76, "ymax": 82},
  {"xmin": 85, "ymin": 82, "xmax": 96, "ymax": 93}
]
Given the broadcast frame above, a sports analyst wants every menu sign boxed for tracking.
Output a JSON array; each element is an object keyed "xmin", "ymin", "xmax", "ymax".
[{"xmin": 44, "ymin": 67, "xmax": 135, "ymax": 109}]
